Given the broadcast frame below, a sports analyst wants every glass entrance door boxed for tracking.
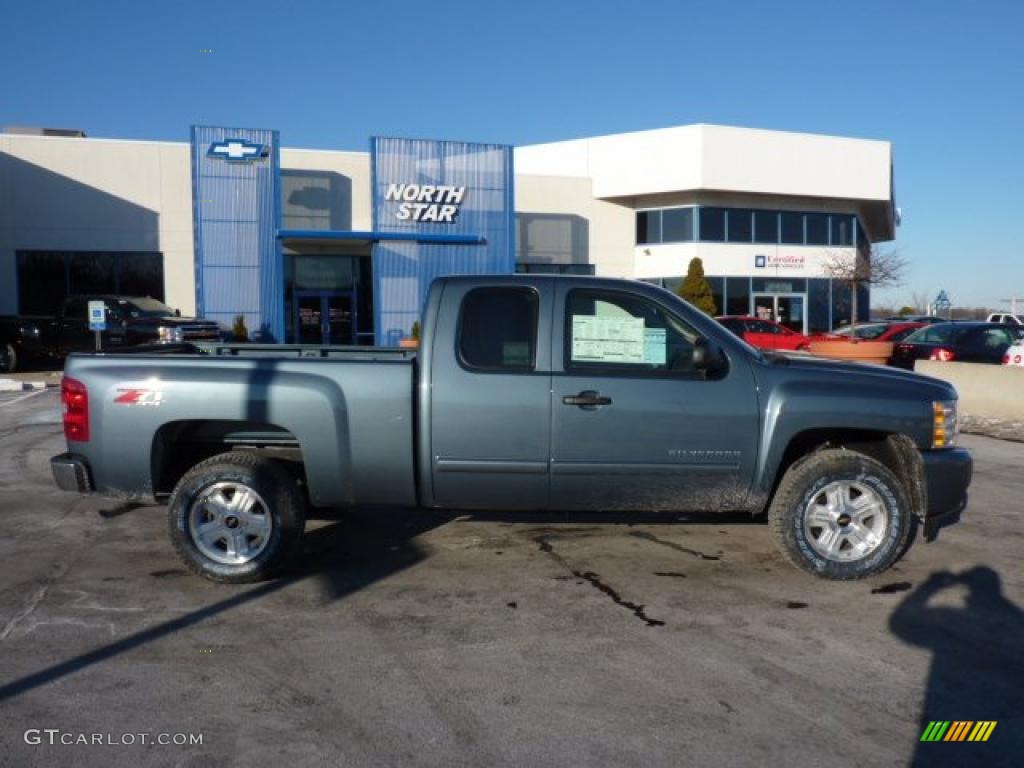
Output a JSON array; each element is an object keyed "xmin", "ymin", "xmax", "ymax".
[
  {"xmin": 295, "ymin": 292, "xmax": 356, "ymax": 345},
  {"xmin": 751, "ymin": 293, "xmax": 806, "ymax": 334}
]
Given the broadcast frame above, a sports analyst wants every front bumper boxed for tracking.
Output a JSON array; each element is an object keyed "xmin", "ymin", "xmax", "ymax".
[
  {"xmin": 921, "ymin": 446, "xmax": 973, "ymax": 540},
  {"xmin": 51, "ymin": 453, "xmax": 94, "ymax": 493}
]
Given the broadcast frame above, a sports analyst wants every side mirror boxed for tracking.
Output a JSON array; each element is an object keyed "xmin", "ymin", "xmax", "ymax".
[
  {"xmin": 693, "ymin": 337, "xmax": 727, "ymax": 374},
  {"xmin": 175, "ymin": 308, "xmax": 182, "ymax": 317}
]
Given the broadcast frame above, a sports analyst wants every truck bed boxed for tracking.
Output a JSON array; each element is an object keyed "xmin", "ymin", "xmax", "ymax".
[{"xmin": 61, "ymin": 348, "xmax": 419, "ymax": 509}]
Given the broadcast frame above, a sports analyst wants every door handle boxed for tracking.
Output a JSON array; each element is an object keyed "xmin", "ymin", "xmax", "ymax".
[{"xmin": 563, "ymin": 390, "xmax": 612, "ymax": 408}]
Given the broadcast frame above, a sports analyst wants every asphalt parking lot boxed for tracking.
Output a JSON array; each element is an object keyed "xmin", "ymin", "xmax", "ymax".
[{"xmin": 0, "ymin": 388, "xmax": 1021, "ymax": 767}]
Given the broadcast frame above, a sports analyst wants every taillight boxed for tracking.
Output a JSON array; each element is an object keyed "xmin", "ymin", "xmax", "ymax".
[
  {"xmin": 930, "ymin": 348, "xmax": 955, "ymax": 362},
  {"xmin": 1005, "ymin": 354, "xmax": 1011, "ymax": 365},
  {"xmin": 62, "ymin": 376, "xmax": 89, "ymax": 442}
]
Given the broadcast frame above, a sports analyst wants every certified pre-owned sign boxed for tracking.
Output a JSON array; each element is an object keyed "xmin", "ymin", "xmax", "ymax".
[{"xmin": 384, "ymin": 184, "xmax": 466, "ymax": 223}]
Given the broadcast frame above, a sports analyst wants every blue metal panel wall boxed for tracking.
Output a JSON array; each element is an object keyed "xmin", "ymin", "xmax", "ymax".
[
  {"xmin": 371, "ymin": 137, "xmax": 515, "ymax": 346},
  {"xmin": 191, "ymin": 125, "xmax": 283, "ymax": 341}
]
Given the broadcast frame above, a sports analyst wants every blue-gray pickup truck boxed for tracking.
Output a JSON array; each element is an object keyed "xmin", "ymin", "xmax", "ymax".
[{"xmin": 50, "ymin": 275, "xmax": 972, "ymax": 583}]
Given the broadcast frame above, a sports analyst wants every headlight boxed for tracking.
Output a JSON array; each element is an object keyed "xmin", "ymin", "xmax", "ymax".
[
  {"xmin": 932, "ymin": 400, "xmax": 958, "ymax": 448},
  {"xmin": 158, "ymin": 326, "xmax": 183, "ymax": 343}
]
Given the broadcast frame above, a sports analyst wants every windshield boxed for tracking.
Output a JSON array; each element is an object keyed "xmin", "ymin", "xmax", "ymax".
[{"xmin": 117, "ymin": 297, "xmax": 175, "ymax": 318}]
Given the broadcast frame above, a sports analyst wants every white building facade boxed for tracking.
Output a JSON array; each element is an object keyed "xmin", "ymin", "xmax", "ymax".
[
  {"xmin": 0, "ymin": 123, "xmax": 895, "ymax": 341},
  {"xmin": 514, "ymin": 124, "xmax": 897, "ymax": 333}
]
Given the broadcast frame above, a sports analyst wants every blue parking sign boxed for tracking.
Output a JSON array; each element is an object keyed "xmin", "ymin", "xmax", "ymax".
[{"xmin": 88, "ymin": 300, "xmax": 107, "ymax": 332}]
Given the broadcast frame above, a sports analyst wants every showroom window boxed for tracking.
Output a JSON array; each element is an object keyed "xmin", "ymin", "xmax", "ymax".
[
  {"xmin": 805, "ymin": 213, "xmax": 829, "ymax": 245},
  {"xmin": 831, "ymin": 214, "xmax": 854, "ymax": 246},
  {"xmin": 780, "ymin": 212, "xmax": 804, "ymax": 244},
  {"xmin": 661, "ymin": 208, "xmax": 694, "ymax": 243},
  {"xmin": 727, "ymin": 209, "xmax": 753, "ymax": 243},
  {"xmin": 753, "ymin": 211, "xmax": 778, "ymax": 244},
  {"xmin": 636, "ymin": 210, "xmax": 661, "ymax": 244},
  {"xmin": 699, "ymin": 207, "xmax": 726, "ymax": 241},
  {"xmin": 16, "ymin": 251, "xmax": 165, "ymax": 316}
]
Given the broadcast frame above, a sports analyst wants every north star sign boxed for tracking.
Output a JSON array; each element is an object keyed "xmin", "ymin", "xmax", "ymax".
[
  {"xmin": 208, "ymin": 139, "xmax": 266, "ymax": 162},
  {"xmin": 384, "ymin": 183, "xmax": 467, "ymax": 223}
]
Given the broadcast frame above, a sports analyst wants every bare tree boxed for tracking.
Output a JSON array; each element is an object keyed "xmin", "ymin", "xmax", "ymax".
[{"xmin": 822, "ymin": 246, "xmax": 910, "ymax": 325}]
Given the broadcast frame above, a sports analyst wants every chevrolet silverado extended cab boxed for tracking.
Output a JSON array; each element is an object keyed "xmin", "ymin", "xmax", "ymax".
[{"xmin": 51, "ymin": 276, "xmax": 972, "ymax": 583}]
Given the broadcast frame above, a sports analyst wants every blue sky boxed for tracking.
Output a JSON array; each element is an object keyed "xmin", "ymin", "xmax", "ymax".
[{"xmin": 3, "ymin": 0, "xmax": 1022, "ymax": 309}]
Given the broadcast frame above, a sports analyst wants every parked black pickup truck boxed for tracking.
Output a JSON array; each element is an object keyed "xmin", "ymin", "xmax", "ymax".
[{"xmin": 0, "ymin": 295, "xmax": 221, "ymax": 372}]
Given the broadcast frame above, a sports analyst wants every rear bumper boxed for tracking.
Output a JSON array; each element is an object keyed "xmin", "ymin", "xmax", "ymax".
[
  {"xmin": 921, "ymin": 446, "xmax": 972, "ymax": 540},
  {"xmin": 51, "ymin": 452, "xmax": 94, "ymax": 493}
]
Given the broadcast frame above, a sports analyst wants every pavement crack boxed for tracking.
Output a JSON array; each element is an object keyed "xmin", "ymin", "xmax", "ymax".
[
  {"xmin": 629, "ymin": 530, "xmax": 721, "ymax": 561},
  {"xmin": 0, "ymin": 562, "xmax": 71, "ymax": 641},
  {"xmin": 535, "ymin": 535, "xmax": 665, "ymax": 627},
  {"xmin": 572, "ymin": 570, "xmax": 665, "ymax": 627}
]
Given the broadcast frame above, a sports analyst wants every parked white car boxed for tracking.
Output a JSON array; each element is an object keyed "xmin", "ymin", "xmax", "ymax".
[
  {"xmin": 1003, "ymin": 342, "xmax": 1024, "ymax": 367},
  {"xmin": 987, "ymin": 313, "xmax": 1024, "ymax": 326}
]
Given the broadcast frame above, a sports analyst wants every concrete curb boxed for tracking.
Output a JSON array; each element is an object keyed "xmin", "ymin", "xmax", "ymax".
[{"xmin": 0, "ymin": 379, "xmax": 55, "ymax": 392}]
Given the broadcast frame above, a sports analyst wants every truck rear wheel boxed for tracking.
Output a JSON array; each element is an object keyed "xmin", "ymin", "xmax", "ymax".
[
  {"xmin": 768, "ymin": 449, "xmax": 911, "ymax": 580},
  {"xmin": 168, "ymin": 452, "xmax": 305, "ymax": 583}
]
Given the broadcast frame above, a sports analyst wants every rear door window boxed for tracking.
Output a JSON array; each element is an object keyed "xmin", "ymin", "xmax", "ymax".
[{"xmin": 458, "ymin": 287, "xmax": 539, "ymax": 371}]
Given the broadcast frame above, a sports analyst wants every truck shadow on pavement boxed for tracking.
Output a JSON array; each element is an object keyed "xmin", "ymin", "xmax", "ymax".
[
  {"xmin": 0, "ymin": 507, "xmax": 452, "ymax": 702},
  {"xmin": 889, "ymin": 566, "xmax": 1024, "ymax": 767}
]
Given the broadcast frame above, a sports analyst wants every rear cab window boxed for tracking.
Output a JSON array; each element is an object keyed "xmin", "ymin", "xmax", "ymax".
[
  {"xmin": 458, "ymin": 287, "xmax": 539, "ymax": 372},
  {"xmin": 564, "ymin": 289, "xmax": 702, "ymax": 376}
]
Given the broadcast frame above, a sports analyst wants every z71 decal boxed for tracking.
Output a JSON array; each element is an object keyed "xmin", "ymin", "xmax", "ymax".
[{"xmin": 114, "ymin": 389, "xmax": 164, "ymax": 406}]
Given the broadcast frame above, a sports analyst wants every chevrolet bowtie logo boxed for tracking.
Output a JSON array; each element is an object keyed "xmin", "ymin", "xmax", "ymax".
[{"xmin": 208, "ymin": 139, "xmax": 265, "ymax": 162}]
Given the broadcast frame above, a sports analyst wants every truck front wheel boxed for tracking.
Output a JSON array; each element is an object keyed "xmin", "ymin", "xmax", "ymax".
[
  {"xmin": 168, "ymin": 452, "xmax": 306, "ymax": 583},
  {"xmin": 769, "ymin": 449, "xmax": 912, "ymax": 580}
]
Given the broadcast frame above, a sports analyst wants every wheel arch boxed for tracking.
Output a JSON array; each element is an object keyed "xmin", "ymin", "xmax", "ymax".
[
  {"xmin": 760, "ymin": 429, "xmax": 925, "ymax": 520},
  {"xmin": 151, "ymin": 420, "xmax": 306, "ymax": 499}
]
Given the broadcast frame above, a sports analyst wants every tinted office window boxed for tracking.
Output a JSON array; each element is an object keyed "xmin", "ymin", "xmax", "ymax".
[
  {"xmin": 17, "ymin": 251, "xmax": 165, "ymax": 315},
  {"xmin": 699, "ymin": 207, "xmax": 726, "ymax": 241},
  {"xmin": 727, "ymin": 209, "xmax": 753, "ymax": 242},
  {"xmin": 118, "ymin": 253, "xmax": 165, "ymax": 299},
  {"xmin": 805, "ymin": 213, "xmax": 829, "ymax": 245},
  {"xmin": 17, "ymin": 251, "xmax": 67, "ymax": 315},
  {"xmin": 780, "ymin": 212, "xmax": 804, "ymax": 244},
  {"xmin": 636, "ymin": 211, "xmax": 661, "ymax": 244},
  {"xmin": 726, "ymin": 277, "xmax": 750, "ymax": 316},
  {"xmin": 565, "ymin": 289, "xmax": 699, "ymax": 375},
  {"xmin": 459, "ymin": 288, "xmax": 538, "ymax": 371},
  {"xmin": 831, "ymin": 214, "xmax": 854, "ymax": 246},
  {"xmin": 661, "ymin": 208, "xmax": 694, "ymax": 242},
  {"xmin": 70, "ymin": 252, "xmax": 117, "ymax": 295},
  {"xmin": 753, "ymin": 210, "xmax": 778, "ymax": 244}
]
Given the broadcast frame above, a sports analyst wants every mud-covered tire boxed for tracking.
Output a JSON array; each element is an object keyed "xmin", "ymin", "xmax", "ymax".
[
  {"xmin": 769, "ymin": 449, "xmax": 911, "ymax": 580},
  {"xmin": 168, "ymin": 452, "xmax": 305, "ymax": 584}
]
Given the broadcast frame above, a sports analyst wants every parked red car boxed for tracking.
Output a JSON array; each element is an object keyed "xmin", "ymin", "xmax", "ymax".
[
  {"xmin": 810, "ymin": 321, "xmax": 926, "ymax": 343},
  {"xmin": 716, "ymin": 316, "xmax": 811, "ymax": 351}
]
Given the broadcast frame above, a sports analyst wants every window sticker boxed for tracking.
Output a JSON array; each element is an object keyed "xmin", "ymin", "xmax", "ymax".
[
  {"xmin": 571, "ymin": 315, "xmax": 646, "ymax": 363},
  {"xmin": 643, "ymin": 328, "xmax": 667, "ymax": 364}
]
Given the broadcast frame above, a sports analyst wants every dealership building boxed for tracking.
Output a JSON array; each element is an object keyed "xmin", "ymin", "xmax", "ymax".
[{"xmin": 0, "ymin": 123, "xmax": 896, "ymax": 344}]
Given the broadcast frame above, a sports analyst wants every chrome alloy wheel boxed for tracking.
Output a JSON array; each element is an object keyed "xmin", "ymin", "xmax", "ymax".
[
  {"xmin": 188, "ymin": 482, "xmax": 273, "ymax": 565},
  {"xmin": 803, "ymin": 480, "xmax": 889, "ymax": 562}
]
